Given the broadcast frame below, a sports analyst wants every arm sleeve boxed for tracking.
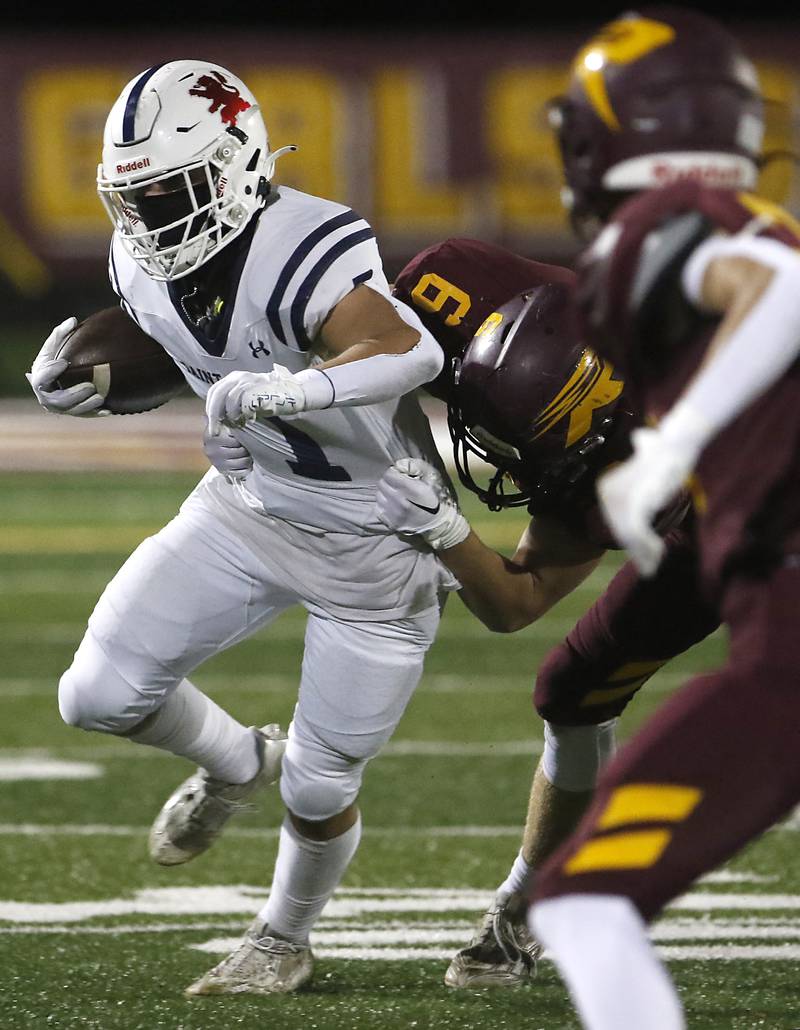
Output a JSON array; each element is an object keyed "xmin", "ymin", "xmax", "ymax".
[
  {"xmin": 658, "ymin": 233, "xmax": 800, "ymax": 455},
  {"xmin": 294, "ymin": 299, "xmax": 445, "ymax": 409}
]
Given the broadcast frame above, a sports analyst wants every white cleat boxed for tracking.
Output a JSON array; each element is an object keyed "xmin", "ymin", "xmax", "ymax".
[
  {"xmin": 185, "ymin": 920, "xmax": 314, "ymax": 996},
  {"xmin": 148, "ymin": 723, "xmax": 286, "ymax": 866},
  {"xmin": 444, "ymin": 892, "xmax": 542, "ymax": 988}
]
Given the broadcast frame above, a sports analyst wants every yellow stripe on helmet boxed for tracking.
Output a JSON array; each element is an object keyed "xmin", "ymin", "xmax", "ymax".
[{"xmin": 573, "ymin": 17, "xmax": 676, "ymax": 131}]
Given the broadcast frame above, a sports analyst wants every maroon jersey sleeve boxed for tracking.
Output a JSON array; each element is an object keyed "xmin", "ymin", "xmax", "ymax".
[
  {"xmin": 392, "ymin": 237, "xmax": 575, "ymax": 400},
  {"xmin": 575, "ymin": 183, "xmax": 800, "ymax": 590}
]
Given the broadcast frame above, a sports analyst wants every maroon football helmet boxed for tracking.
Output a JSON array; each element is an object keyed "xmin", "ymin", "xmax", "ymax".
[
  {"xmin": 448, "ymin": 284, "xmax": 626, "ymax": 511},
  {"xmin": 549, "ymin": 4, "xmax": 764, "ymax": 237}
]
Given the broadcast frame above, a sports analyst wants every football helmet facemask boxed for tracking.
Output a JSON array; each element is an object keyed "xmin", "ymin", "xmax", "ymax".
[
  {"xmin": 548, "ymin": 5, "xmax": 764, "ymax": 238},
  {"xmin": 448, "ymin": 285, "xmax": 624, "ymax": 511},
  {"xmin": 97, "ymin": 61, "xmax": 296, "ymax": 281}
]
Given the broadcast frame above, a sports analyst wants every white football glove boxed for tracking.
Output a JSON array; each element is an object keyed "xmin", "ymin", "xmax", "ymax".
[
  {"xmin": 376, "ymin": 458, "xmax": 470, "ymax": 551},
  {"xmin": 596, "ymin": 426, "xmax": 695, "ymax": 577},
  {"xmin": 206, "ymin": 365, "xmax": 307, "ymax": 435},
  {"xmin": 26, "ymin": 317, "xmax": 110, "ymax": 417},
  {"xmin": 203, "ymin": 419, "xmax": 253, "ymax": 483}
]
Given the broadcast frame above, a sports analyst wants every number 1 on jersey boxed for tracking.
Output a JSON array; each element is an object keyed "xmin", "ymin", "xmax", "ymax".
[{"xmin": 271, "ymin": 417, "xmax": 351, "ymax": 482}]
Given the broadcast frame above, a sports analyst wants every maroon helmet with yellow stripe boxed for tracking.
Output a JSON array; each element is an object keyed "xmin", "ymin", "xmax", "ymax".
[
  {"xmin": 448, "ymin": 285, "xmax": 626, "ymax": 511},
  {"xmin": 548, "ymin": 4, "xmax": 764, "ymax": 237}
]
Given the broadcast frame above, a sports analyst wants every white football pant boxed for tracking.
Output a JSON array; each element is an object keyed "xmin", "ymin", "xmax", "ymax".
[{"xmin": 58, "ymin": 484, "xmax": 441, "ymax": 819}]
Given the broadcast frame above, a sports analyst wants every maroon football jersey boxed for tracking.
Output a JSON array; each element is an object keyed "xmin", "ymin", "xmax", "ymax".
[
  {"xmin": 575, "ymin": 182, "xmax": 800, "ymax": 591},
  {"xmin": 392, "ymin": 237, "xmax": 575, "ymax": 401}
]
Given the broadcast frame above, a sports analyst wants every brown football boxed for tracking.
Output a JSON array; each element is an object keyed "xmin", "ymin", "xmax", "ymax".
[{"xmin": 55, "ymin": 306, "xmax": 187, "ymax": 414}]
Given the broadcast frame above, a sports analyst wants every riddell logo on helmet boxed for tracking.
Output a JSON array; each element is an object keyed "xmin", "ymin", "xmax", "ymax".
[
  {"xmin": 652, "ymin": 162, "xmax": 745, "ymax": 187},
  {"xmin": 116, "ymin": 157, "xmax": 151, "ymax": 174}
]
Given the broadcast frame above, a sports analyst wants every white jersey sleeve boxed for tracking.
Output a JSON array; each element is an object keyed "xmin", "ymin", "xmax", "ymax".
[
  {"xmin": 258, "ymin": 192, "xmax": 391, "ymax": 353},
  {"xmin": 302, "ymin": 232, "xmax": 389, "ymax": 344}
]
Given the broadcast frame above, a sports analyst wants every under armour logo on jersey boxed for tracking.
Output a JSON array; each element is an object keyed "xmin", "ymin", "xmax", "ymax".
[
  {"xmin": 189, "ymin": 71, "xmax": 251, "ymax": 127},
  {"xmin": 249, "ymin": 339, "xmax": 270, "ymax": 359}
]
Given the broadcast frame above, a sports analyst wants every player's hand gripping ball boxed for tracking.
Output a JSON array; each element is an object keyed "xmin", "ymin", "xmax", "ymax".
[{"xmin": 27, "ymin": 307, "xmax": 186, "ymax": 416}]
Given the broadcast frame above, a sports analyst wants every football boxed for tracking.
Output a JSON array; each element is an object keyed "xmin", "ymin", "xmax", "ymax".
[{"xmin": 55, "ymin": 306, "xmax": 187, "ymax": 414}]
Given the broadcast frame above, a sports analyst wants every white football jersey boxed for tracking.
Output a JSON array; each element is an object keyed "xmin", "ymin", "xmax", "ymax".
[{"xmin": 109, "ymin": 186, "xmax": 446, "ymax": 533}]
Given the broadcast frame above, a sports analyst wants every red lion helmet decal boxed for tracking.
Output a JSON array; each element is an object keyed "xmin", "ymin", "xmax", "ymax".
[
  {"xmin": 548, "ymin": 4, "xmax": 764, "ymax": 237},
  {"xmin": 189, "ymin": 71, "xmax": 252, "ymax": 127}
]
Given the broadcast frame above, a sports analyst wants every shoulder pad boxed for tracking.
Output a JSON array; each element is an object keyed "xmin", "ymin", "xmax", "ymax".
[
  {"xmin": 631, "ymin": 209, "xmax": 715, "ymax": 359},
  {"xmin": 576, "ymin": 188, "xmax": 718, "ymax": 372},
  {"xmin": 630, "ymin": 210, "xmax": 712, "ymax": 316}
]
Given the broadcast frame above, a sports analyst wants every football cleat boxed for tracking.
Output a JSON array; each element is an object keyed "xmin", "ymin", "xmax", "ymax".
[
  {"xmin": 444, "ymin": 892, "xmax": 543, "ymax": 988},
  {"xmin": 148, "ymin": 723, "xmax": 286, "ymax": 866},
  {"xmin": 185, "ymin": 919, "xmax": 314, "ymax": 996}
]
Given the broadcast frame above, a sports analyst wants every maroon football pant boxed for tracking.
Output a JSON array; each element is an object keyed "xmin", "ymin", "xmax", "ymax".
[
  {"xmin": 531, "ymin": 562, "xmax": 800, "ymax": 921},
  {"xmin": 534, "ymin": 529, "xmax": 720, "ymax": 726}
]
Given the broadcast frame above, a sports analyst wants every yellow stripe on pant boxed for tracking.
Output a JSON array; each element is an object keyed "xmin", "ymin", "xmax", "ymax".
[{"xmin": 565, "ymin": 783, "xmax": 703, "ymax": 874}]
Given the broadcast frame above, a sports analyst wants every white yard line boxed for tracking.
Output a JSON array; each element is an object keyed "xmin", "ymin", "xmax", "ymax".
[
  {"xmin": 0, "ymin": 618, "xmax": 581, "ymax": 643},
  {"xmin": 0, "ymin": 671, "xmax": 696, "ymax": 698},
  {"xmin": 2, "ymin": 885, "xmax": 798, "ymax": 926},
  {"xmin": 0, "ymin": 759, "xmax": 102, "ymax": 781},
  {"xmin": 0, "ymin": 823, "xmax": 524, "ymax": 839},
  {"xmin": 3, "ymin": 885, "xmax": 800, "ymax": 964},
  {"xmin": 0, "ymin": 740, "xmax": 543, "ymax": 764}
]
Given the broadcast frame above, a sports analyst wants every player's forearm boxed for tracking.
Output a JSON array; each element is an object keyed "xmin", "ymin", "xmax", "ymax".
[
  {"xmin": 438, "ymin": 531, "xmax": 598, "ymax": 633},
  {"xmin": 666, "ymin": 235, "xmax": 800, "ymax": 457},
  {"xmin": 294, "ymin": 326, "xmax": 443, "ymax": 408}
]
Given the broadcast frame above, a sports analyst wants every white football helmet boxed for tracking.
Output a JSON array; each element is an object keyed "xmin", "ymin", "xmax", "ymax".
[{"xmin": 97, "ymin": 60, "xmax": 296, "ymax": 281}]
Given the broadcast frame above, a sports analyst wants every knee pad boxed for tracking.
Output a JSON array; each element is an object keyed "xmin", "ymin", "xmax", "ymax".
[
  {"xmin": 58, "ymin": 630, "xmax": 169, "ymax": 734},
  {"xmin": 279, "ymin": 733, "xmax": 366, "ymax": 822},
  {"xmin": 540, "ymin": 719, "xmax": 617, "ymax": 792}
]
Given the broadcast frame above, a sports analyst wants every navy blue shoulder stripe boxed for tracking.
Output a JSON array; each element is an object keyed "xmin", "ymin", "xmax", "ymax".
[
  {"xmin": 290, "ymin": 226, "xmax": 376, "ymax": 351},
  {"xmin": 122, "ymin": 64, "xmax": 166, "ymax": 143},
  {"xmin": 266, "ymin": 210, "xmax": 364, "ymax": 345}
]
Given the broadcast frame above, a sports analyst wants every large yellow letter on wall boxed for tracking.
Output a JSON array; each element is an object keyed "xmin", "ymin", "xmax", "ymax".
[
  {"xmin": 23, "ymin": 68, "xmax": 123, "ymax": 237},
  {"xmin": 486, "ymin": 66, "xmax": 570, "ymax": 233},
  {"xmin": 756, "ymin": 62, "xmax": 799, "ymax": 206},
  {"xmin": 374, "ymin": 69, "xmax": 469, "ymax": 232}
]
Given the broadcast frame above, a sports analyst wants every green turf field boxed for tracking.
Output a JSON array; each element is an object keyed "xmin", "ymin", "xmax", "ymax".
[{"xmin": 1, "ymin": 471, "xmax": 796, "ymax": 1029}]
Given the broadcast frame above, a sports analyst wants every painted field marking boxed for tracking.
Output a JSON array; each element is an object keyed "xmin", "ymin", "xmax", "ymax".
[
  {"xmin": 0, "ymin": 617, "xmax": 582, "ymax": 644},
  {"xmin": 0, "ymin": 823, "xmax": 525, "ymax": 840},
  {"xmin": 0, "ymin": 758, "xmax": 102, "ymax": 781},
  {"xmin": 0, "ymin": 738, "xmax": 542, "ymax": 767},
  {"xmin": 1, "ymin": 884, "xmax": 798, "ymax": 927},
  {"xmin": 0, "ymin": 674, "xmax": 541, "ymax": 698},
  {"xmin": 3, "ymin": 885, "xmax": 800, "ymax": 963},
  {"xmin": 0, "ymin": 562, "xmax": 622, "ymax": 598}
]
